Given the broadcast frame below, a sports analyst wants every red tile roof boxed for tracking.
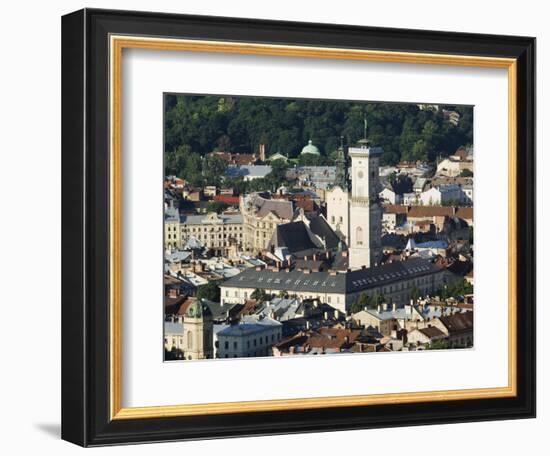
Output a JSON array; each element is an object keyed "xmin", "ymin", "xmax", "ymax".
[
  {"xmin": 383, "ymin": 204, "xmax": 408, "ymax": 214},
  {"xmin": 455, "ymin": 207, "xmax": 473, "ymax": 220},
  {"xmin": 408, "ymin": 206, "xmax": 454, "ymax": 218},
  {"xmin": 213, "ymin": 195, "xmax": 240, "ymax": 204},
  {"xmin": 438, "ymin": 312, "xmax": 473, "ymax": 334}
]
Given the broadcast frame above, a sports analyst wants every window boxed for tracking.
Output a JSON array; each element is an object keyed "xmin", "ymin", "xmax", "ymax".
[
  {"xmin": 356, "ymin": 226, "xmax": 364, "ymax": 245},
  {"xmin": 187, "ymin": 331, "xmax": 193, "ymax": 349},
  {"xmin": 224, "ymin": 341, "xmax": 229, "ymax": 349},
  {"xmin": 233, "ymin": 341, "xmax": 238, "ymax": 349}
]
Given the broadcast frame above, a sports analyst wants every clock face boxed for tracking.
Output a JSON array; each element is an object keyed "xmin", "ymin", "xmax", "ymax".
[{"xmin": 358, "ymin": 170, "xmax": 364, "ymax": 179}]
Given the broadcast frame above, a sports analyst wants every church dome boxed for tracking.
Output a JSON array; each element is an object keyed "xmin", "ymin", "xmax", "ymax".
[
  {"xmin": 300, "ymin": 139, "xmax": 320, "ymax": 155},
  {"xmin": 184, "ymin": 300, "xmax": 212, "ymax": 319}
]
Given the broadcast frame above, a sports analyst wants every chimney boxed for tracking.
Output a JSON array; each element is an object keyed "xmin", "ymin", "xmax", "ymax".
[
  {"xmin": 259, "ymin": 143, "xmax": 266, "ymax": 162},
  {"xmin": 392, "ymin": 302, "xmax": 397, "ymax": 312},
  {"xmin": 168, "ymin": 288, "xmax": 178, "ymax": 298},
  {"xmin": 382, "ymin": 303, "xmax": 388, "ymax": 311},
  {"xmin": 324, "ymin": 311, "xmax": 329, "ymax": 320},
  {"xmin": 377, "ymin": 304, "xmax": 381, "ymax": 313}
]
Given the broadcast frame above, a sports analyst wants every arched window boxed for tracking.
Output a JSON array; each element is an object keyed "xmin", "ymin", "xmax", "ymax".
[
  {"xmin": 187, "ymin": 330, "xmax": 193, "ymax": 349},
  {"xmin": 356, "ymin": 226, "xmax": 364, "ymax": 246}
]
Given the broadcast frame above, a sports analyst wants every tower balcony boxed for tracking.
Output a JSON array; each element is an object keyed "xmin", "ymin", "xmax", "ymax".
[
  {"xmin": 351, "ymin": 196, "xmax": 372, "ymax": 206},
  {"xmin": 351, "ymin": 195, "xmax": 382, "ymax": 206}
]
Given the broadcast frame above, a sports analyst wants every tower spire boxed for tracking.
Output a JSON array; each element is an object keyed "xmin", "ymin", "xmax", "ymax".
[{"xmin": 334, "ymin": 135, "xmax": 348, "ymax": 190}]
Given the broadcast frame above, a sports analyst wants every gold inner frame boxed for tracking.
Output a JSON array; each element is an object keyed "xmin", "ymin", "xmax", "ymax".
[{"xmin": 109, "ymin": 35, "xmax": 518, "ymax": 420}]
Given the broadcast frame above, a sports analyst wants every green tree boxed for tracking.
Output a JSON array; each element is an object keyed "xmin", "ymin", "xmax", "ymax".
[
  {"xmin": 163, "ymin": 94, "xmax": 473, "ymax": 170},
  {"xmin": 196, "ymin": 282, "xmax": 220, "ymax": 302},
  {"xmin": 410, "ymin": 285, "xmax": 421, "ymax": 302},
  {"xmin": 351, "ymin": 293, "xmax": 369, "ymax": 314},
  {"xmin": 389, "ymin": 173, "xmax": 413, "ymax": 194},
  {"xmin": 426, "ymin": 339, "xmax": 451, "ymax": 350},
  {"xmin": 460, "ymin": 169, "xmax": 473, "ymax": 177},
  {"xmin": 202, "ymin": 155, "xmax": 227, "ymax": 186},
  {"xmin": 251, "ymin": 288, "xmax": 268, "ymax": 302},
  {"xmin": 206, "ymin": 201, "xmax": 229, "ymax": 213}
]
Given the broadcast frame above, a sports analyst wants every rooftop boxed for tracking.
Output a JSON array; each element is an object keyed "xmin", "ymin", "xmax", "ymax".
[{"xmin": 222, "ymin": 258, "xmax": 443, "ymax": 294}]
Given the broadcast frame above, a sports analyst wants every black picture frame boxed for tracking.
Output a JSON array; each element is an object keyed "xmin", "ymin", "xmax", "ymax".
[{"xmin": 62, "ymin": 8, "xmax": 536, "ymax": 447}]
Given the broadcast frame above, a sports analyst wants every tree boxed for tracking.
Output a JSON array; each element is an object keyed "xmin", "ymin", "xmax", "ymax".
[
  {"xmin": 410, "ymin": 285, "xmax": 421, "ymax": 302},
  {"xmin": 163, "ymin": 94, "xmax": 473, "ymax": 170},
  {"xmin": 206, "ymin": 201, "xmax": 229, "ymax": 213},
  {"xmin": 202, "ymin": 155, "xmax": 227, "ymax": 186},
  {"xmin": 426, "ymin": 339, "xmax": 451, "ymax": 350},
  {"xmin": 437, "ymin": 278, "xmax": 473, "ymax": 300},
  {"xmin": 389, "ymin": 172, "xmax": 413, "ymax": 194},
  {"xmin": 460, "ymin": 169, "xmax": 473, "ymax": 177},
  {"xmin": 196, "ymin": 282, "xmax": 220, "ymax": 302},
  {"xmin": 264, "ymin": 159, "xmax": 290, "ymax": 191},
  {"xmin": 351, "ymin": 293, "xmax": 369, "ymax": 314},
  {"xmin": 251, "ymin": 288, "xmax": 268, "ymax": 302}
]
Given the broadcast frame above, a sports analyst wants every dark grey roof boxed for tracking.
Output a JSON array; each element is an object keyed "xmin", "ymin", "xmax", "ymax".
[
  {"xmin": 308, "ymin": 216, "xmax": 340, "ymax": 250},
  {"xmin": 268, "ymin": 222, "xmax": 318, "ymax": 254},
  {"xmin": 345, "ymin": 259, "xmax": 441, "ymax": 293},
  {"xmin": 221, "ymin": 258, "xmax": 443, "ymax": 294}
]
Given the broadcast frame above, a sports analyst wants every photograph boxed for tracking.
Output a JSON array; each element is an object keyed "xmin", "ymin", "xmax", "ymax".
[{"xmin": 163, "ymin": 94, "xmax": 475, "ymax": 361}]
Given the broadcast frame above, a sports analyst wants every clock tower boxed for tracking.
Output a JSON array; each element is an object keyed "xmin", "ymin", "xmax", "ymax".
[{"xmin": 348, "ymin": 137, "xmax": 382, "ymax": 269}]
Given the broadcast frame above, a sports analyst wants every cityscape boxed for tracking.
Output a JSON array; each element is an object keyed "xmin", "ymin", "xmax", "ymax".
[{"xmin": 163, "ymin": 94, "xmax": 474, "ymax": 361}]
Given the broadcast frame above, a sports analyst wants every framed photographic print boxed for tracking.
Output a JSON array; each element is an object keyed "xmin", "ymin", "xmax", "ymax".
[{"xmin": 61, "ymin": 8, "xmax": 536, "ymax": 447}]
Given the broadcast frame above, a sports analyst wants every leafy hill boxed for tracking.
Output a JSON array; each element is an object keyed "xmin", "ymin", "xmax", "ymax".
[{"xmin": 164, "ymin": 94, "xmax": 472, "ymax": 177}]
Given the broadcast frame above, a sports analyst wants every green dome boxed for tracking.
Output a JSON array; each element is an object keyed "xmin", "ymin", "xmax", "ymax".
[
  {"xmin": 301, "ymin": 139, "xmax": 320, "ymax": 155},
  {"xmin": 184, "ymin": 300, "xmax": 212, "ymax": 319}
]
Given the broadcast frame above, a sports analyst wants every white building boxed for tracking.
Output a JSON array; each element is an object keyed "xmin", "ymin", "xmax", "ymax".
[
  {"xmin": 164, "ymin": 321, "xmax": 185, "ymax": 353},
  {"xmin": 348, "ymin": 139, "xmax": 383, "ymax": 269},
  {"xmin": 420, "ymin": 184, "xmax": 462, "ymax": 206},
  {"xmin": 216, "ymin": 316, "xmax": 283, "ymax": 358},
  {"xmin": 436, "ymin": 157, "xmax": 473, "ymax": 177},
  {"xmin": 379, "ymin": 187, "xmax": 402, "ymax": 205},
  {"xmin": 326, "ymin": 185, "xmax": 350, "ymax": 243}
]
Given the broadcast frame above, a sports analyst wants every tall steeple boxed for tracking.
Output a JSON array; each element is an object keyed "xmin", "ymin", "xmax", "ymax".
[
  {"xmin": 334, "ymin": 135, "xmax": 348, "ymax": 190},
  {"xmin": 348, "ymin": 118, "xmax": 383, "ymax": 270}
]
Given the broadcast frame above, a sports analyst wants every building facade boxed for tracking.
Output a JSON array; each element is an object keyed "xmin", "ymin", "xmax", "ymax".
[
  {"xmin": 326, "ymin": 186, "xmax": 350, "ymax": 244},
  {"xmin": 240, "ymin": 194, "xmax": 295, "ymax": 253},
  {"xmin": 164, "ymin": 207, "xmax": 244, "ymax": 254},
  {"xmin": 220, "ymin": 258, "xmax": 449, "ymax": 313},
  {"xmin": 216, "ymin": 317, "xmax": 283, "ymax": 358}
]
